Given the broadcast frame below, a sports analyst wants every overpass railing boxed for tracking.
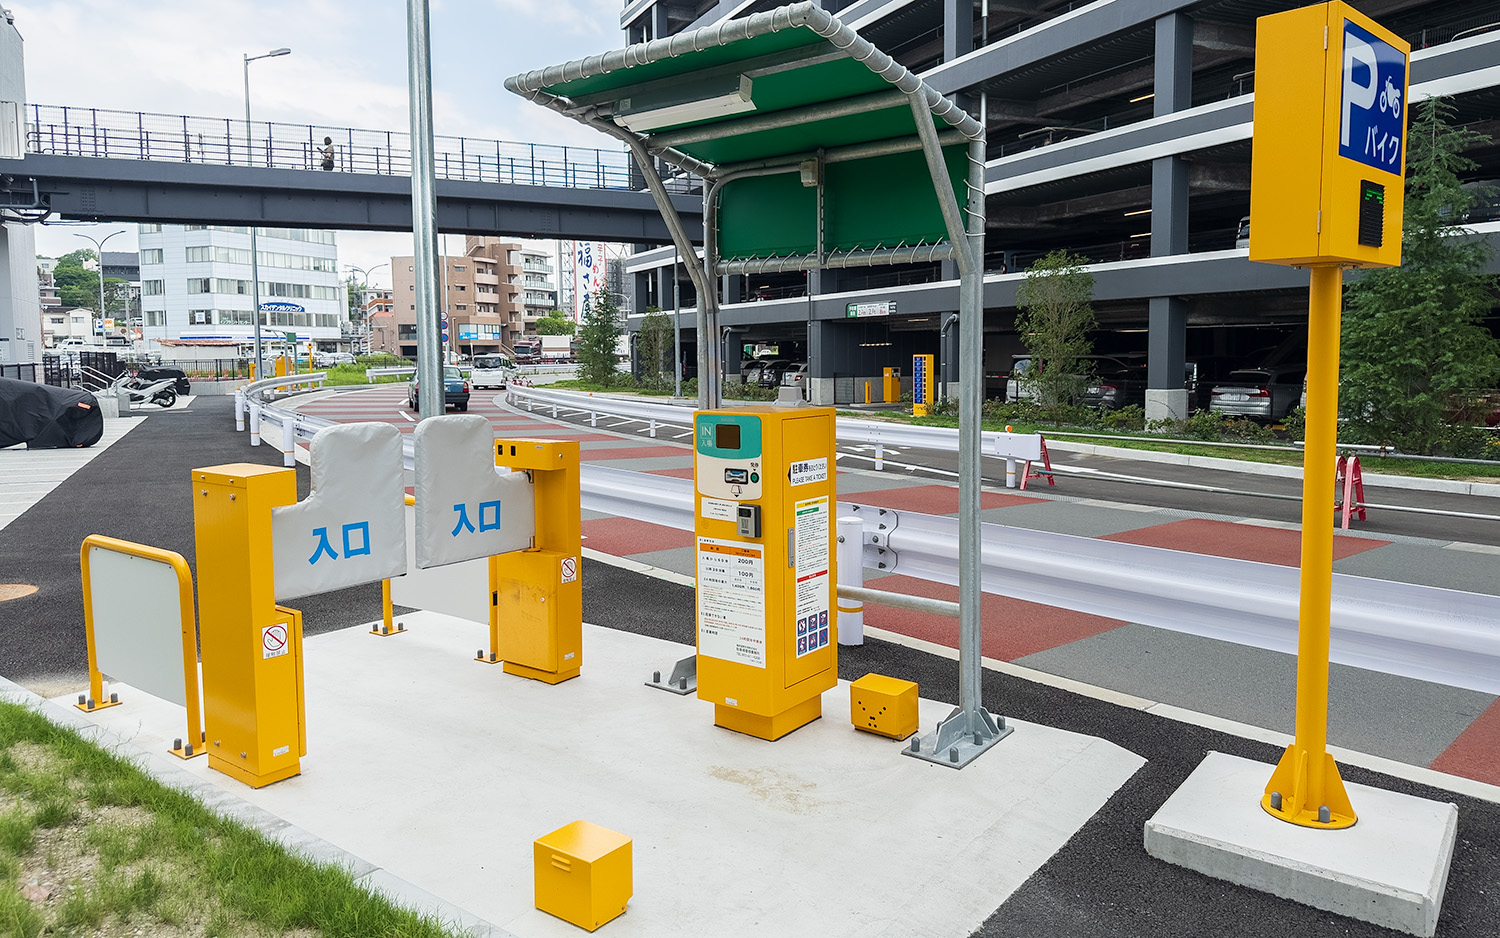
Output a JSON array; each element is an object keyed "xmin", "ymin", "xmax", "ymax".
[{"xmin": 22, "ymin": 103, "xmax": 700, "ymax": 193}]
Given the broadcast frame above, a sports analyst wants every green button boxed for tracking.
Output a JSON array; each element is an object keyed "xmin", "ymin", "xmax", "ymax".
[{"xmin": 750, "ymin": 472, "xmax": 759, "ymax": 483}]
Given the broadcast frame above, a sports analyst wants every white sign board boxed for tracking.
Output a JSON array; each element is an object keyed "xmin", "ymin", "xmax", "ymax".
[
  {"xmin": 696, "ymin": 536, "xmax": 766, "ymax": 668},
  {"xmin": 272, "ymin": 423, "xmax": 407, "ymax": 601},
  {"xmin": 413, "ymin": 415, "xmax": 536, "ymax": 569},
  {"xmin": 86, "ymin": 547, "xmax": 192, "ymax": 707}
]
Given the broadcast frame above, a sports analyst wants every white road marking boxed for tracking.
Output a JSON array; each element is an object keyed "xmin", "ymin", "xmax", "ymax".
[{"xmin": 398, "ymin": 411, "xmax": 415, "ymax": 422}]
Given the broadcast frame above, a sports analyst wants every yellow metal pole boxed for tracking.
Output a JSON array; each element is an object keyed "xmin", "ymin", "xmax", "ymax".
[{"xmin": 1262, "ymin": 264, "xmax": 1356, "ymax": 829}]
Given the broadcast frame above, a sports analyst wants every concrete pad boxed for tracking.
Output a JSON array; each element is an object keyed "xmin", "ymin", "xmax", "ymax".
[
  {"xmin": 64, "ymin": 617, "xmax": 1144, "ymax": 938},
  {"xmin": 1145, "ymin": 751, "xmax": 1457, "ymax": 936}
]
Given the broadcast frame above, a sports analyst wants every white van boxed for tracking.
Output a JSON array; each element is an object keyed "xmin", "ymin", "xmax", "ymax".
[{"xmin": 470, "ymin": 353, "xmax": 516, "ymax": 389}]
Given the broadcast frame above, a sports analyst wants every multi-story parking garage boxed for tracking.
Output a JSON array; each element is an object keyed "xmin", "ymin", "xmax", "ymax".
[{"xmin": 620, "ymin": 0, "xmax": 1500, "ymax": 414}]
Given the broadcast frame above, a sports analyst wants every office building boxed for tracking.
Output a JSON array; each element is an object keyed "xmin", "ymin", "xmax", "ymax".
[{"xmin": 137, "ymin": 224, "xmax": 344, "ymax": 351}]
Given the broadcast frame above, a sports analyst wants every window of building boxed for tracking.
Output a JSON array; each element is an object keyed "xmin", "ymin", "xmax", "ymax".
[
  {"xmin": 398, "ymin": 324, "xmax": 417, "ymax": 339},
  {"xmin": 409, "ymin": 284, "xmax": 415, "ymax": 290},
  {"xmin": 187, "ymin": 278, "xmax": 212, "ymax": 293},
  {"xmin": 141, "ymin": 280, "xmax": 164, "ymax": 296},
  {"xmin": 456, "ymin": 304, "xmax": 467, "ymax": 311},
  {"xmin": 139, "ymin": 249, "xmax": 163, "ymax": 265},
  {"xmin": 455, "ymin": 285, "xmax": 466, "ymax": 292},
  {"xmin": 143, "ymin": 311, "xmax": 165, "ymax": 326},
  {"xmin": 139, "ymin": 224, "xmax": 162, "ymax": 234},
  {"xmin": 453, "ymin": 265, "xmax": 465, "ymax": 272},
  {"xmin": 185, "ymin": 246, "xmax": 212, "ymax": 263}
]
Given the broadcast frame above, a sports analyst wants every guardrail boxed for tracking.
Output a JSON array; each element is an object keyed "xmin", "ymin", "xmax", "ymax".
[
  {"xmin": 367, "ymin": 366, "xmax": 416, "ymax": 383},
  {"xmin": 238, "ymin": 382, "xmax": 1500, "ymax": 696},
  {"xmin": 506, "ymin": 385, "xmax": 1044, "ymax": 467}
]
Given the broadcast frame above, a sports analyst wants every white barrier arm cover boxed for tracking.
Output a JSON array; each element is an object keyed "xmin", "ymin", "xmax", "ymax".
[
  {"xmin": 271, "ymin": 422, "xmax": 408, "ymax": 601},
  {"xmin": 413, "ymin": 415, "xmax": 536, "ymax": 568}
]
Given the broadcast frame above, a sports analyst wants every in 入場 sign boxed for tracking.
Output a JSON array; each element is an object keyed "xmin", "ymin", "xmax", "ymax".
[{"xmin": 1339, "ymin": 19, "xmax": 1406, "ymax": 174}]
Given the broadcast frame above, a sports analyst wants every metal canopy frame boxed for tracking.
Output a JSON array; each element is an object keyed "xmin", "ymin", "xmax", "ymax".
[{"xmin": 506, "ymin": 0, "xmax": 1007, "ymax": 768}]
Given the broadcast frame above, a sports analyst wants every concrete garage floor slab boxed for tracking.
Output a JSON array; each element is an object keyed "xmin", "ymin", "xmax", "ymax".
[
  {"xmin": 62, "ymin": 615, "xmax": 1144, "ymax": 938},
  {"xmin": 1146, "ymin": 752, "xmax": 1458, "ymax": 937}
]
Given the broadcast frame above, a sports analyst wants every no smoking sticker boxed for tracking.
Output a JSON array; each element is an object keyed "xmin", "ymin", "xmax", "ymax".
[
  {"xmin": 262, "ymin": 624, "xmax": 289, "ymax": 659},
  {"xmin": 560, "ymin": 556, "xmax": 578, "ymax": 584}
]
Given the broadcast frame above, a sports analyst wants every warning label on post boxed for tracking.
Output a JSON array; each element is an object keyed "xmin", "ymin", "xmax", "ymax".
[
  {"xmin": 696, "ymin": 536, "xmax": 766, "ymax": 668},
  {"xmin": 262, "ymin": 624, "xmax": 289, "ymax": 660},
  {"xmin": 560, "ymin": 555, "xmax": 578, "ymax": 583},
  {"xmin": 793, "ymin": 496, "xmax": 830, "ymax": 657}
]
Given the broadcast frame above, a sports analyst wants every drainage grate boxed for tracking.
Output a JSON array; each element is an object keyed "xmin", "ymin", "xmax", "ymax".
[{"xmin": 0, "ymin": 584, "xmax": 38, "ymax": 603}]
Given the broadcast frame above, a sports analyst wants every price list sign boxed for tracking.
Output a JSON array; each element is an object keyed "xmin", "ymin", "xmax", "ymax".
[{"xmin": 696, "ymin": 537, "xmax": 767, "ymax": 668}]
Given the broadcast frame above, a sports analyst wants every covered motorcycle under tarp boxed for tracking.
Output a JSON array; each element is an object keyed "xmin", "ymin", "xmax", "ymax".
[{"xmin": 0, "ymin": 377, "xmax": 104, "ymax": 449}]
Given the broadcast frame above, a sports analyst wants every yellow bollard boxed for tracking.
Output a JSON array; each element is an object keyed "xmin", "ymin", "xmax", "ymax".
[
  {"xmin": 863, "ymin": 381, "xmax": 870, "ymax": 405},
  {"xmin": 1261, "ymin": 264, "xmax": 1355, "ymax": 829},
  {"xmin": 369, "ymin": 578, "xmax": 405, "ymax": 637},
  {"xmin": 192, "ymin": 463, "xmax": 305, "ymax": 789}
]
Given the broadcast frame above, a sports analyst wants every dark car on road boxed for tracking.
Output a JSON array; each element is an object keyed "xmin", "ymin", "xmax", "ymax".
[{"xmin": 408, "ymin": 366, "xmax": 470, "ymax": 411}]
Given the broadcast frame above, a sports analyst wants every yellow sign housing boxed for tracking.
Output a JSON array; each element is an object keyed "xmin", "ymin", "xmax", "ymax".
[{"xmin": 1249, "ymin": 1, "xmax": 1409, "ymax": 267}]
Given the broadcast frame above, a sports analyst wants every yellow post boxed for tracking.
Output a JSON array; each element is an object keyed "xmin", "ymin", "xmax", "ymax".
[
  {"xmin": 192, "ymin": 463, "xmax": 305, "ymax": 789},
  {"xmin": 863, "ymin": 381, "xmax": 870, "ymax": 405},
  {"xmin": 482, "ymin": 439, "xmax": 583, "ymax": 683},
  {"xmin": 369, "ymin": 578, "xmax": 405, "ymax": 637},
  {"xmin": 1262, "ymin": 264, "xmax": 1356, "ymax": 829}
]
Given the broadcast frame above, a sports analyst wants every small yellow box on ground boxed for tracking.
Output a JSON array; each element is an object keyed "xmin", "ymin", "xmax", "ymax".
[
  {"xmin": 534, "ymin": 820, "xmax": 632, "ymax": 932},
  {"xmin": 849, "ymin": 673, "xmax": 919, "ymax": 740}
]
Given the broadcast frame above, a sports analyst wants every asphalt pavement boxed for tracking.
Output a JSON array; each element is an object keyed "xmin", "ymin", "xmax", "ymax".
[{"xmin": 3, "ymin": 393, "xmax": 1499, "ymax": 937}]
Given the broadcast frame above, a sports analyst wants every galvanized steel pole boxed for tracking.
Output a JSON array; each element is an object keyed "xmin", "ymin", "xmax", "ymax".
[
  {"xmin": 407, "ymin": 0, "xmax": 443, "ymax": 418},
  {"xmin": 242, "ymin": 48, "xmax": 289, "ymax": 376}
]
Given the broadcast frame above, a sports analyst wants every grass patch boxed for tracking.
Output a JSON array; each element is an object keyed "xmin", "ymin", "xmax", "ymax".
[{"xmin": 0, "ymin": 701, "xmax": 466, "ymax": 938}]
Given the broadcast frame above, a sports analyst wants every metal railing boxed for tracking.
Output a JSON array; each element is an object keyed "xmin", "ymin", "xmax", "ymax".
[
  {"xmin": 23, "ymin": 103, "xmax": 699, "ymax": 193},
  {"xmin": 234, "ymin": 382, "xmax": 1500, "ymax": 695}
]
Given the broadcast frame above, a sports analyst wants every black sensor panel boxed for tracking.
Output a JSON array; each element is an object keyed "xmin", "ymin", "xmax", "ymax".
[{"xmin": 1358, "ymin": 180, "xmax": 1385, "ymax": 247}]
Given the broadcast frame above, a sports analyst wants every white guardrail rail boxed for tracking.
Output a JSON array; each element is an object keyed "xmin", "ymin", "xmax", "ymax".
[
  {"xmin": 239, "ymin": 382, "xmax": 1500, "ymax": 697},
  {"xmin": 505, "ymin": 384, "xmax": 1043, "ymax": 464}
]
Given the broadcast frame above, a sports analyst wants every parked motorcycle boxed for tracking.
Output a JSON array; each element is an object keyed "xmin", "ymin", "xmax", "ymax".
[{"xmin": 110, "ymin": 371, "xmax": 178, "ymax": 408}]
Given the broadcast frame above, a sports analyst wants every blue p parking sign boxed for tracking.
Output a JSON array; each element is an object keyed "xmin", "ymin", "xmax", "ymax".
[{"xmin": 1339, "ymin": 18, "xmax": 1406, "ymax": 174}]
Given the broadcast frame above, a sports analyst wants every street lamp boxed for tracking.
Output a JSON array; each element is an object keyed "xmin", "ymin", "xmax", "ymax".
[
  {"xmin": 347, "ymin": 263, "xmax": 388, "ymax": 354},
  {"xmin": 244, "ymin": 46, "xmax": 291, "ymax": 376},
  {"xmin": 74, "ymin": 230, "xmax": 127, "ymax": 347}
]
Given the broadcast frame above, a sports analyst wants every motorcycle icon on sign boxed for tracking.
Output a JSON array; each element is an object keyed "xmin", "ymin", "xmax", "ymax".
[{"xmin": 1379, "ymin": 75, "xmax": 1402, "ymax": 117}]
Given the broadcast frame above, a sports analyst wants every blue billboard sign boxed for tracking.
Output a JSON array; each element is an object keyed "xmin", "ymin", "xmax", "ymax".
[{"xmin": 1339, "ymin": 18, "xmax": 1406, "ymax": 174}]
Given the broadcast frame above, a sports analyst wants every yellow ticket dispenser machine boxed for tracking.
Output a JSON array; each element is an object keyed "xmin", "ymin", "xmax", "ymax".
[
  {"xmin": 487, "ymin": 438, "xmax": 583, "ymax": 684},
  {"xmin": 882, "ymin": 367, "xmax": 901, "ymax": 403},
  {"xmin": 693, "ymin": 407, "xmax": 838, "ymax": 740}
]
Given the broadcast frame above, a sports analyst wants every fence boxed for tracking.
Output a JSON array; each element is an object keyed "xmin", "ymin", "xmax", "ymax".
[
  {"xmin": 24, "ymin": 103, "xmax": 699, "ymax": 194},
  {"xmin": 0, "ymin": 363, "xmax": 39, "ymax": 382}
]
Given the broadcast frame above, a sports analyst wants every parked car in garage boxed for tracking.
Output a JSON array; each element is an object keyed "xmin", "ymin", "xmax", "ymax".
[
  {"xmin": 780, "ymin": 363, "xmax": 808, "ymax": 390},
  {"xmin": 1209, "ymin": 364, "xmax": 1306, "ymax": 421},
  {"xmin": 407, "ymin": 366, "xmax": 470, "ymax": 411},
  {"xmin": 1080, "ymin": 357, "xmax": 1148, "ymax": 410},
  {"xmin": 757, "ymin": 359, "xmax": 796, "ymax": 388}
]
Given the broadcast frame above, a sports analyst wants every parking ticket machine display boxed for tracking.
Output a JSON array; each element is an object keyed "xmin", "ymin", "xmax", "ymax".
[{"xmin": 693, "ymin": 407, "xmax": 838, "ymax": 740}]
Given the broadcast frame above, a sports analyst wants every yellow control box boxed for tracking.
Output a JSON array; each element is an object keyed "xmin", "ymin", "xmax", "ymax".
[
  {"xmin": 849, "ymin": 673, "xmax": 919, "ymax": 740},
  {"xmin": 1249, "ymin": 1, "xmax": 1409, "ymax": 267},
  {"xmin": 882, "ymin": 367, "xmax": 901, "ymax": 403},
  {"xmin": 489, "ymin": 439, "xmax": 582, "ymax": 683},
  {"xmin": 192, "ymin": 464, "xmax": 306, "ymax": 789},
  {"xmin": 534, "ymin": 820, "xmax": 632, "ymax": 932},
  {"xmin": 693, "ymin": 407, "xmax": 838, "ymax": 740}
]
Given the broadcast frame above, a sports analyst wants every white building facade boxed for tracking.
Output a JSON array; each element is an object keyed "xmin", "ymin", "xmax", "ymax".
[{"xmin": 137, "ymin": 224, "xmax": 343, "ymax": 350}]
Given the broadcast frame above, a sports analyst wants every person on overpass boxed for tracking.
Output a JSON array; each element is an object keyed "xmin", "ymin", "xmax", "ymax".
[{"xmin": 320, "ymin": 137, "xmax": 335, "ymax": 171}]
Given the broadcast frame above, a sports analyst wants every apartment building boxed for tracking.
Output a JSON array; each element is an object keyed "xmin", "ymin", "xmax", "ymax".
[
  {"xmin": 621, "ymin": 0, "xmax": 1500, "ymax": 411},
  {"xmin": 385, "ymin": 237, "xmax": 560, "ymax": 359},
  {"xmin": 137, "ymin": 224, "xmax": 344, "ymax": 350}
]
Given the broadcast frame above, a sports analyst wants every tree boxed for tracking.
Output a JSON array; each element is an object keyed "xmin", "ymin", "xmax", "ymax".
[
  {"xmin": 1014, "ymin": 250, "xmax": 1096, "ymax": 410},
  {"xmin": 534, "ymin": 309, "xmax": 576, "ymax": 336},
  {"xmin": 1340, "ymin": 96, "xmax": 1499, "ymax": 455},
  {"xmin": 54, "ymin": 251, "xmax": 98, "ymax": 310},
  {"xmin": 575, "ymin": 288, "xmax": 623, "ymax": 386},
  {"xmin": 636, "ymin": 306, "xmax": 673, "ymax": 390}
]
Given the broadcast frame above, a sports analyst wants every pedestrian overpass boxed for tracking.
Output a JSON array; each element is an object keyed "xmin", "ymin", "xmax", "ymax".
[{"xmin": 0, "ymin": 104, "xmax": 703, "ymax": 243}]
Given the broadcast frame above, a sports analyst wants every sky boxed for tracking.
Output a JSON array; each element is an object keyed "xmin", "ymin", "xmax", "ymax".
[{"xmin": 15, "ymin": 0, "xmax": 630, "ymax": 287}]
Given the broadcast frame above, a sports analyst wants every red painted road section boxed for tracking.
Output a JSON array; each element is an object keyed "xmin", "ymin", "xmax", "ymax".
[
  {"xmin": 1429, "ymin": 698, "xmax": 1500, "ymax": 786},
  {"xmin": 843, "ymin": 483, "xmax": 1045, "ymax": 514},
  {"xmin": 1100, "ymin": 518, "xmax": 1390, "ymax": 566},
  {"xmin": 860, "ymin": 574, "xmax": 1128, "ymax": 661},
  {"xmin": 582, "ymin": 517, "xmax": 694, "ymax": 555}
]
